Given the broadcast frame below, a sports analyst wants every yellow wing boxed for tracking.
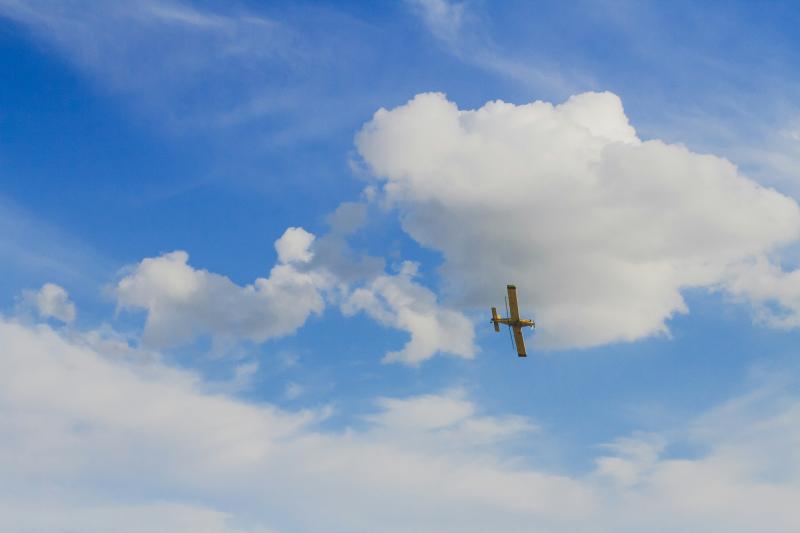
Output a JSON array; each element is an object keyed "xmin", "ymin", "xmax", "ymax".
[
  {"xmin": 507, "ymin": 285, "xmax": 520, "ymax": 321},
  {"xmin": 512, "ymin": 326, "xmax": 526, "ymax": 357}
]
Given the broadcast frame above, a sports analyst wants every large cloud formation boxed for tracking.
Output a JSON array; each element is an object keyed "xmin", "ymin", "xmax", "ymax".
[
  {"xmin": 4, "ymin": 316, "xmax": 800, "ymax": 532},
  {"xmin": 356, "ymin": 92, "xmax": 800, "ymax": 348}
]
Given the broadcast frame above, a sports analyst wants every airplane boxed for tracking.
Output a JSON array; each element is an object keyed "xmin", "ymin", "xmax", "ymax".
[{"xmin": 491, "ymin": 285, "xmax": 535, "ymax": 357}]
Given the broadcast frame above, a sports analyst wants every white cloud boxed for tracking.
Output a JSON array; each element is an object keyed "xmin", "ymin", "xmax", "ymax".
[
  {"xmin": 115, "ymin": 227, "xmax": 327, "ymax": 347},
  {"xmin": 587, "ymin": 382, "xmax": 800, "ymax": 532},
  {"xmin": 341, "ymin": 261, "xmax": 476, "ymax": 364},
  {"xmin": 20, "ymin": 282, "xmax": 76, "ymax": 323},
  {"xmin": 0, "ymin": 318, "xmax": 585, "ymax": 532},
  {"xmin": 595, "ymin": 433, "xmax": 666, "ymax": 487},
  {"xmin": 355, "ymin": 91, "xmax": 800, "ymax": 349},
  {"xmin": 274, "ymin": 227, "xmax": 315, "ymax": 264},
  {"xmin": 0, "ymin": 501, "xmax": 274, "ymax": 533},
  {"xmin": 725, "ymin": 256, "xmax": 800, "ymax": 329},
  {"xmin": 365, "ymin": 389, "xmax": 536, "ymax": 453},
  {"xmin": 114, "ymin": 223, "xmax": 472, "ymax": 364},
  {"xmin": 369, "ymin": 390, "xmax": 475, "ymax": 431},
  {"xmin": 5, "ymin": 317, "xmax": 800, "ymax": 531}
]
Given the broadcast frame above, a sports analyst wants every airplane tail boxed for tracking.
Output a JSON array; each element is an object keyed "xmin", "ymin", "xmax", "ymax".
[{"xmin": 491, "ymin": 307, "xmax": 500, "ymax": 332}]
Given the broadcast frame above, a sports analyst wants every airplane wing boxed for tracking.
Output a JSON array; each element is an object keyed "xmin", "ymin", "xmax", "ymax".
[
  {"xmin": 512, "ymin": 326, "xmax": 527, "ymax": 357},
  {"xmin": 507, "ymin": 285, "xmax": 521, "ymax": 321}
]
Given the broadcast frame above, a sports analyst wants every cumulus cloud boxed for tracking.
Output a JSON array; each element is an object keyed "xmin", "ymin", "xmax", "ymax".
[
  {"xmin": 115, "ymin": 227, "xmax": 327, "ymax": 347},
  {"xmin": 114, "ymin": 223, "xmax": 471, "ymax": 364},
  {"xmin": 4, "ymin": 317, "xmax": 800, "ymax": 531},
  {"xmin": 355, "ymin": 91, "xmax": 800, "ymax": 349},
  {"xmin": 20, "ymin": 282, "xmax": 76, "ymax": 323},
  {"xmin": 341, "ymin": 261, "xmax": 476, "ymax": 364},
  {"xmin": 274, "ymin": 226, "xmax": 315, "ymax": 264},
  {"xmin": 725, "ymin": 257, "xmax": 800, "ymax": 329}
]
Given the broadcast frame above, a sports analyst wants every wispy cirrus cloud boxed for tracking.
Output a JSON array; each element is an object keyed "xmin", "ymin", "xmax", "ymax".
[
  {"xmin": 0, "ymin": 0, "xmax": 379, "ymax": 145},
  {"xmin": 0, "ymin": 0, "xmax": 298, "ymax": 124},
  {"xmin": 406, "ymin": 0, "xmax": 583, "ymax": 95},
  {"xmin": 0, "ymin": 195, "xmax": 111, "ymax": 304}
]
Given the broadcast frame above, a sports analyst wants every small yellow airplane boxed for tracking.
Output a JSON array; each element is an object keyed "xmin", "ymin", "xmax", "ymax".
[{"xmin": 491, "ymin": 285, "xmax": 535, "ymax": 357}]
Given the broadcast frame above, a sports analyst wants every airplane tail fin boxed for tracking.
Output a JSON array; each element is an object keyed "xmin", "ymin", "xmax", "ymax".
[{"xmin": 491, "ymin": 307, "xmax": 500, "ymax": 332}]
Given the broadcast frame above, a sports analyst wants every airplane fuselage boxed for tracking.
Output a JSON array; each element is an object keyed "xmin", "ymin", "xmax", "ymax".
[{"xmin": 492, "ymin": 317, "xmax": 535, "ymax": 329}]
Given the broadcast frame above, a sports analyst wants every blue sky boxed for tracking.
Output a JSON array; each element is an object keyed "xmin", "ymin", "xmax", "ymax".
[{"xmin": 4, "ymin": 1, "xmax": 800, "ymax": 531}]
